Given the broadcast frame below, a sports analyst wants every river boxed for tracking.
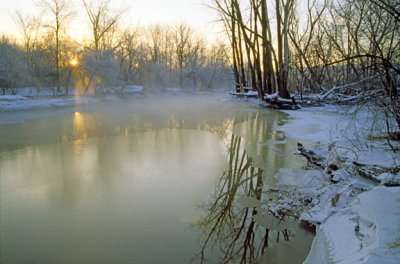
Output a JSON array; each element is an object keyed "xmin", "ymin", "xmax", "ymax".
[{"xmin": 0, "ymin": 93, "xmax": 314, "ymax": 263}]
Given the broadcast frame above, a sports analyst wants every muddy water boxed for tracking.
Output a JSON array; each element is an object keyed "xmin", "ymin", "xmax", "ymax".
[{"xmin": 0, "ymin": 94, "xmax": 314, "ymax": 263}]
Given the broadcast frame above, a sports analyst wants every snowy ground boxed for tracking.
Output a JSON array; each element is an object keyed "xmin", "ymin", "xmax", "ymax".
[
  {"xmin": 0, "ymin": 86, "xmax": 144, "ymax": 112},
  {"xmin": 0, "ymin": 94, "xmax": 101, "ymax": 111},
  {"xmin": 275, "ymin": 105, "xmax": 400, "ymax": 263}
]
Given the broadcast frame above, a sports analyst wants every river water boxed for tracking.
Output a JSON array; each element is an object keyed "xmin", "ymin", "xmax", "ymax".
[{"xmin": 0, "ymin": 93, "xmax": 314, "ymax": 263}]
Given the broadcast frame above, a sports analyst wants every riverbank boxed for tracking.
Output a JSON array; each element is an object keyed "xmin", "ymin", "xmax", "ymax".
[
  {"xmin": 0, "ymin": 86, "xmax": 145, "ymax": 112},
  {"xmin": 276, "ymin": 104, "xmax": 400, "ymax": 263}
]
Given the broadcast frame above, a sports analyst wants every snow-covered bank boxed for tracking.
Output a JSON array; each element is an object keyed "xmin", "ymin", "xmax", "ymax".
[
  {"xmin": 305, "ymin": 186, "xmax": 400, "ymax": 263},
  {"xmin": 276, "ymin": 105, "xmax": 400, "ymax": 263},
  {"xmin": 0, "ymin": 86, "xmax": 144, "ymax": 112},
  {"xmin": 0, "ymin": 95, "xmax": 98, "ymax": 111}
]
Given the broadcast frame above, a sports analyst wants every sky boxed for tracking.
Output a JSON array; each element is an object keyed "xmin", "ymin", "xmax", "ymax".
[{"xmin": 0, "ymin": 0, "xmax": 221, "ymax": 42}]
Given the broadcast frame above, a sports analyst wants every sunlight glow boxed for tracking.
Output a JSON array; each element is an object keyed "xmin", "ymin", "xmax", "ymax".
[{"xmin": 70, "ymin": 58, "xmax": 79, "ymax": 67}]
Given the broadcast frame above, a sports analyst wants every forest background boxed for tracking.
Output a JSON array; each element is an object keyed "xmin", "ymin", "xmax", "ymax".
[{"xmin": 0, "ymin": 0, "xmax": 398, "ymax": 138}]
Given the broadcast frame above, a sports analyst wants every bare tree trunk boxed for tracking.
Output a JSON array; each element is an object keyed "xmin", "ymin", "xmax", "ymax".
[
  {"xmin": 261, "ymin": 0, "xmax": 274, "ymax": 94},
  {"xmin": 230, "ymin": 3, "xmax": 241, "ymax": 91},
  {"xmin": 252, "ymin": 0, "xmax": 263, "ymax": 95},
  {"xmin": 275, "ymin": 0, "xmax": 292, "ymax": 99},
  {"xmin": 236, "ymin": 17, "xmax": 247, "ymax": 88}
]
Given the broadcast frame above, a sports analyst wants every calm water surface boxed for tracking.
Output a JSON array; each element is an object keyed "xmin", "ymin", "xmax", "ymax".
[{"xmin": 0, "ymin": 94, "xmax": 314, "ymax": 263}]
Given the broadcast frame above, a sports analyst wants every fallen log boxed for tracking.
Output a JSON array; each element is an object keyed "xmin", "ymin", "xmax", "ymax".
[
  {"xmin": 297, "ymin": 143, "xmax": 347, "ymax": 183},
  {"xmin": 296, "ymin": 143, "xmax": 325, "ymax": 168},
  {"xmin": 229, "ymin": 90, "xmax": 258, "ymax": 98},
  {"xmin": 352, "ymin": 161, "xmax": 400, "ymax": 186},
  {"xmin": 265, "ymin": 93, "xmax": 302, "ymax": 110},
  {"xmin": 318, "ymin": 75, "xmax": 379, "ymax": 101}
]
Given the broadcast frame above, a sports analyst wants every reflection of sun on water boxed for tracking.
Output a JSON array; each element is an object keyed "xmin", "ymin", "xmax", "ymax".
[
  {"xmin": 73, "ymin": 112, "xmax": 87, "ymax": 140},
  {"xmin": 72, "ymin": 112, "xmax": 88, "ymax": 155}
]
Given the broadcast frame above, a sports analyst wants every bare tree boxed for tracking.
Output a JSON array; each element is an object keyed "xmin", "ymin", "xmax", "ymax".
[
  {"xmin": 275, "ymin": 0, "xmax": 295, "ymax": 99},
  {"xmin": 320, "ymin": 0, "xmax": 400, "ymax": 140},
  {"xmin": 82, "ymin": 0, "xmax": 125, "ymax": 52},
  {"xmin": 118, "ymin": 28, "xmax": 141, "ymax": 83},
  {"xmin": 37, "ymin": 0, "xmax": 74, "ymax": 90},
  {"xmin": 211, "ymin": 0, "xmax": 296, "ymax": 101},
  {"xmin": 368, "ymin": 0, "xmax": 400, "ymax": 22},
  {"xmin": 13, "ymin": 11, "xmax": 41, "ymax": 68},
  {"xmin": 0, "ymin": 37, "xmax": 32, "ymax": 94},
  {"xmin": 288, "ymin": 0, "xmax": 328, "ymax": 94},
  {"xmin": 173, "ymin": 24, "xmax": 195, "ymax": 87}
]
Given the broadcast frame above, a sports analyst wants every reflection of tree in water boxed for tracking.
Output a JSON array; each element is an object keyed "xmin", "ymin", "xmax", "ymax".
[{"xmin": 195, "ymin": 134, "xmax": 294, "ymax": 264}]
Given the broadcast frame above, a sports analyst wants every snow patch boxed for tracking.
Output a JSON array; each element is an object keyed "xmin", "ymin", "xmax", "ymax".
[
  {"xmin": 305, "ymin": 187, "xmax": 400, "ymax": 264},
  {"xmin": 0, "ymin": 95, "xmax": 27, "ymax": 101},
  {"xmin": 274, "ymin": 104, "xmax": 400, "ymax": 263},
  {"xmin": 0, "ymin": 96, "xmax": 98, "ymax": 112},
  {"xmin": 377, "ymin": 173, "xmax": 400, "ymax": 186},
  {"xmin": 0, "ymin": 85, "xmax": 145, "ymax": 112},
  {"xmin": 123, "ymin": 85, "xmax": 144, "ymax": 93}
]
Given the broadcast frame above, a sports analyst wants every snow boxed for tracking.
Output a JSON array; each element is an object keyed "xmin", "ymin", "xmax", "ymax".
[
  {"xmin": 229, "ymin": 90, "xmax": 259, "ymax": 97},
  {"xmin": 0, "ymin": 95, "xmax": 98, "ymax": 111},
  {"xmin": 279, "ymin": 104, "xmax": 399, "ymax": 168},
  {"xmin": 305, "ymin": 187, "xmax": 400, "ymax": 264},
  {"xmin": 279, "ymin": 105, "xmax": 351, "ymax": 144},
  {"xmin": 276, "ymin": 104, "xmax": 400, "ymax": 263},
  {"xmin": 123, "ymin": 85, "xmax": 144, "ymax": 93},
  {"xmin": 0, "ymin": 95, "xmax": 27, "ymax": 100},
  {"xmin": 0, "ymin": 86, "xmax": 144, "ymax": 112},
  {"xmin": 377, "ymin": 173, "xmax": 400, "ymax": 186}
]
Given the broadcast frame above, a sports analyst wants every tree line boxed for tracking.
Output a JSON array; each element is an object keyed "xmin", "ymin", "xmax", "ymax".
[
  {"xmin": 0, "ymin": 0, "xmax": 398, "ymax": 137},
  {"xmin": 0, "ymin": 0, "xmax": 231, "ymax": 96},
  {"xmin": 212, "ymin": 0, "xmax": 399, "ymax": 137}
]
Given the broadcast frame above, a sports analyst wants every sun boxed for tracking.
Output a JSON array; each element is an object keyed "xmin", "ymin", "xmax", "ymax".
[{"xmin": 70, "ymin": 57, "xmax": 79, "ymax": 67}]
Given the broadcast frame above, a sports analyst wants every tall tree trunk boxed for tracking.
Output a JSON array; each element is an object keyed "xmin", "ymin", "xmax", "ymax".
[
  {"xmin": 282, "ymin": 0, "xmax": 292, "ymax": 99},
  {"xmin": 236, "ymin": 18, "xmax": 247, "ymax": 87},
  {"xmin": 55, "ymin": 25, "xmax": 60, "ymax": 92},
  {"xmin": 276, "ymin": 0, "xmax": 291, "ymax": 99},
  {"xmin": 231, "ymin": 3, "xmax": 240, "ymax": 91},
  {"xmin": 261, "ymin": 0, "xmax": 274, "ymax": 94},
  {"xmin": 252, "ymin": 0, "xmax": 263, "ymax": 97}
]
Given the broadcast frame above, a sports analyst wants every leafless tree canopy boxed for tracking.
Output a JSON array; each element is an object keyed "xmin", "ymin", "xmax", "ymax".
[
  {"xmin": 210, "ymin": 0, "xmax": 399, "ymax": 135},
  {"xmin": 1, "ymin": 0, "xmax": 232, "ymax": 95}
]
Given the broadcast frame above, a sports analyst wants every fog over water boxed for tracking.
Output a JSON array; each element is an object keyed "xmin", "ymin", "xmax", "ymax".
[{"xmin": 0, "ymin": 93, "xmax": 314, "ymax": 263}]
